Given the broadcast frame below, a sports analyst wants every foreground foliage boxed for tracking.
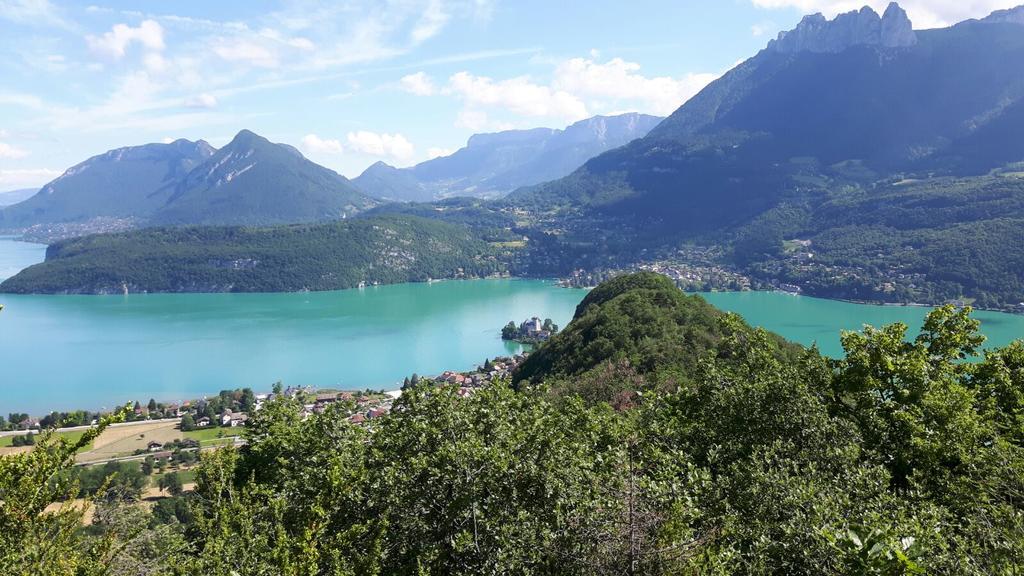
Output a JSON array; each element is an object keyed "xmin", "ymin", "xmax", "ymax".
[{"xmin": 2, "ymin": 274, "xmax": 1023, "ymax": 574}]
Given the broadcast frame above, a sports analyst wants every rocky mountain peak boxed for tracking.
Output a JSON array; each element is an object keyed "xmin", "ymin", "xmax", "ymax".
[
  {"xmin": 768, "ymin": 2, "xmax": 916, "ymax": 54},
  {"xmin": 981, "ymin": 5, "xmax": 1024, "ymax": 25}
]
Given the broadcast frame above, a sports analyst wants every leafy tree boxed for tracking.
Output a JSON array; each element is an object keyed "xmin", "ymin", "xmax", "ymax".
[
  {"xmin": 0, "ymin": 407, "xmax": 132, "ymax": 574},
  {"xmin": 11, "ymin": 433, "xmax": 35, "ymax": 447},
  {"xmin": 501, "ymin": 321, "xmax": 518, "ymax": 340},
  {"xmin": 180, "ymin": 413, "xmax": 196, "ymax": 432},
  {"xmin": 158, "ymin": 472, "xmax": 183, "ymax": 497},
  {"xmin": 240, "ymin": 387, "xmax": 256, "ymax": 412}
]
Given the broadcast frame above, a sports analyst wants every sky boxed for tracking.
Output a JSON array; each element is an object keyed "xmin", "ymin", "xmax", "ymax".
[{"xmin": 0, "ymin": 0, "xmax": 1019, "ymax": 188}]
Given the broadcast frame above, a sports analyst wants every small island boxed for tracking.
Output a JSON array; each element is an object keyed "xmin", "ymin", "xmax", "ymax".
[{"xmin": 502, "ymin": 316, "xmax": 559, "ymax": 344}]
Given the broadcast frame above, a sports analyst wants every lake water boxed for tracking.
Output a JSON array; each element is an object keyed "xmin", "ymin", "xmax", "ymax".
[{"xmin": 1, "ymin": 237, "xmax": 1022, "ymax": 414}]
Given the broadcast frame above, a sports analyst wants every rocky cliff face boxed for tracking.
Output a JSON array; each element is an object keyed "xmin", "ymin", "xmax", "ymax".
[
  {"xmin": 769, "ymin": 2, "xmax": 916, "ymax": 54},
  {"xmin": 982, "ymin": 5, "xmax": 1024, "ymax": 25}
]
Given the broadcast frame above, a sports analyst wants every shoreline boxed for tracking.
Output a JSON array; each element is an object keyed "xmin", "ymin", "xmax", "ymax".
[{"xmin": 7, "ymin": 273, "xmax": 1021, "ymax": 316}]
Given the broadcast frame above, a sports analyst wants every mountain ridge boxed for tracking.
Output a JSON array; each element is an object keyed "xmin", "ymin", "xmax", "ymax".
[
  {"xmin": 0, "ymin": 139, "xmax": 215, "ymax": 229},
  {"xmin": 151, "ymin": 129, "xmax": 374, "ymax": 226},
  {"xmin": 353, "ymin": 112, "xmax": 662, "ymax": 202},
  {"xmin": 0, "ymin": 130, "xmax": 377, "ymax": 237}
]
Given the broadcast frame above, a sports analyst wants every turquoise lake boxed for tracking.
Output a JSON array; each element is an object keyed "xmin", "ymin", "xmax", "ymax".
[{"xmin": 1, "ymin": 237, "xmax": 1022, "ymax": 414}]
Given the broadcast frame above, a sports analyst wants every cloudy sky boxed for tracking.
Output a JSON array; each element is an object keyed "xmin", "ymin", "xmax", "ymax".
[{"xmin": 0, "ymin": 0, "xmax": 1018, "ymax": 188}]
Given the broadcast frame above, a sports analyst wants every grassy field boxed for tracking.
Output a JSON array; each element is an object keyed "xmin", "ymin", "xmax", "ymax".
[
  {"xmin": 182, "ymin": 427, "xmax": 241, "ymax": 446},
  {"xmin": 78, "ymin": 421, "xmax": 184, "ymax": 463},
  {"xmin": 3, "ymin": 421, "xmax": 242, "ymax": 461},
  {"xmin": 151, "ymin": 468, "xmax": 197, "ymax": 487}
]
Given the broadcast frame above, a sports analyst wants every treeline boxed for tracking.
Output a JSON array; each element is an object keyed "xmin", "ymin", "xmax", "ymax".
[
  {"xmin": 2, "ymin": 410, "xmax": 97, "ymax": 431},
  {"xmin": 3, "ymin": 273, "xmax": 1024, "ymax": 574},
  {"xmin": 0, "ymin": 214, "xmax": 510, "ymax": 294}
]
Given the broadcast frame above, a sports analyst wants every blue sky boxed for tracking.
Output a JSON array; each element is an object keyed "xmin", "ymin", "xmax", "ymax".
[{"xmin": 0, "ymin": 0, "xmax": 1018, "ymax": 187}]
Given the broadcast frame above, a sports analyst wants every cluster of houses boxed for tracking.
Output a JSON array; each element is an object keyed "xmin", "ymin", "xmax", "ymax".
[
  {"xmin": 637, "ymin": 261, "xmax": 754, "ymax": 292},
  {"xmin": 301, "ymin": 390, "xmax": 394, "ymax": 425},
  {"xmin": 431, "ymin": 354, "xmax": 528, "ymax": 397},
  {"xmin": 9, "ymin": 355, "xmax": 537, "ymax": 439}
]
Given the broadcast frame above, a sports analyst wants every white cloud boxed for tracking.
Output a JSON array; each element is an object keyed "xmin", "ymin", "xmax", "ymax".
[
  {"xmin": 87, "ymin": 20, "xmax": 165, "ymax": 59},
  {"xmin": 289, "ymin": 37, "xmax": 315, "ymax": 51},
  {"xmin": 411, "ymin": 0, "xmax": 450, "ymax": 43},
  {"xmin": 447, "ymin": 71, "xmax": 589, "ymax": 121},
  {"xmin": 346, "ymin": 131, "xmax": 415, "ymax": 162},
  {"xmin": 184, "ymin": 93, "xmax": 218, "ymax": 109},
  {"xmin": 0, "ymin": 0, "xmax": 72, "ymax": 29},
  {"xmin": 0, "ymin": 142, "xmax": 29, "ymax": 159},
  {"xmin": 749, "ymin": 0, "xmax": 1019, "ymax": 29},
  {"xmin": 401, "ymin": 72, "xmax": 436, "ymax": 96},
  {"xmin": 427, "ymin": 147, "xmax": 453, "ymax": 159},
  {"xmin": 212, "ymin": 38, "xmax": 279, "ymax": 68},
  {"xmin": 143, "ymin": 52, "xmax": 168, "ymax": 72},
  {"xmin": 553, "ymin": 57, "xmax": 718, "ymax": 117},
  {"xmin": 302, "ymin": 134, "xmax": 345, "ymax": 156},
  {"xmin": 0, "ymin": 92, "xmax": 45, "ymax": 110},
  {"xmin": 0, "ymin": 168, "xmax": 60, "ymax": 188}
]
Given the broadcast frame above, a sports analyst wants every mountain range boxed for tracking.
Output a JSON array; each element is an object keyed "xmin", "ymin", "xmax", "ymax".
[
  {"xmin": 0, "ymin": 130, "xmax": 375, "ymax": 235},
  {"xmin": 352, "ymin": 113, "xmax": 662, "ymax": 202},
  {"xmin": 5, "ymin": 3, "xmax": 1024, "ymax": 309},
  {"xmin": 0, "ymin": 189, "xmax": 37, "ymax": 207},
  {"xmin": 0, "ymin": 114, "xmax": 659, "ymax": 236}
]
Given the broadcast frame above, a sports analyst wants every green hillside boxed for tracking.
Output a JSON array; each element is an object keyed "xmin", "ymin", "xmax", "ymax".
[
  {"xmin": 513, "ymin": 272, "xmax": 800, "ymax": 403},
  {"xmin": 0, "ymin": 215, "xmax": 509, "ymax": 294}
]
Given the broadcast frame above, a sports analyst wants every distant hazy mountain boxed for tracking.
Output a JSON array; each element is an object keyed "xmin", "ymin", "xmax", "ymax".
[
  {"xmin": 0, "ymin": 139, "xmax": 214, "ymax": 228},
  {"xmin": 152, "ymin": 130, "xmax": 374, "ymax": 226},
  {"xmin": 0, "ymin": 130, "xmax": 376, "ymax": 235},
  {"xmin": 354, "ymin": 113, "xmax": 663, "ymax": 202},
  {"xmin": 0, "ymin": 189, "xmax": 37, "ymax": 207}
]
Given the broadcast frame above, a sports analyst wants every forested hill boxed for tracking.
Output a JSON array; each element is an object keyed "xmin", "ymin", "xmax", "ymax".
[
  {"xmin": 513, "ymin": 272, "xmax": 800, "ymax": 403},
  {"xmin": 0, "ymin": 215, "xmax": 509, "ymax": 294},
  {"xmin": 8, "ymin": 272, "xmax": 1024, "ymax": 573}
]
